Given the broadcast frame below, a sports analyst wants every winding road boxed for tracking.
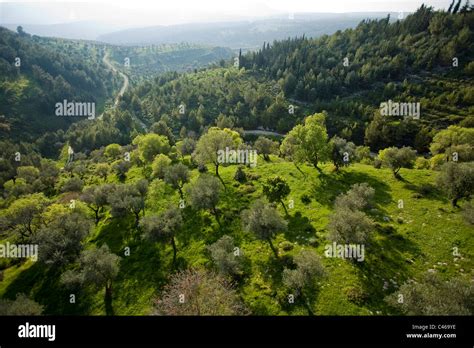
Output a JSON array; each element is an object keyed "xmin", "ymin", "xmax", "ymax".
[
  {"xmin": 102, "ymin": 51, "xmax": 148, "ymax": 131},
  {"xmin": 103, "ymin": 52, "xmax": 129, "ymax": 107}
]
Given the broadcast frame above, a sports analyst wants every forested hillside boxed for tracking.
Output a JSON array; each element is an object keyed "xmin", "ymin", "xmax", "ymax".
[
  {"xmin": 109, "ymin": 44, "xmax": 233, "ymax": 83},
  {"xmin": 110, "ymin": 5, "xmax": 473, "ymax": 152},
  {"xmin": 0, "ymin": 27, "xmax": 121, "ymax": 141}
]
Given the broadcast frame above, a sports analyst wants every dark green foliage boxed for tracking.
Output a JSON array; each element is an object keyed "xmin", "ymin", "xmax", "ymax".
[
  {"xmin": 437, "ymin": 162, "xmax": 474, "ymax": 207},
  {"xmin": 34, "ymin": 210, "xmax": 92, "ymax": 265},
  {"xmin": 262, "ymin": 176, "xmax": 291, "ymax": 214},
  {"xmin": 207, "ymin": 235, "xmax": 243, "ymax": 278},
  {"xmin": 164, "ymin": 163, "xmax": 190, "ymax": 199},
  {"xmin": 241, "ymin": 200, "xmax": 287, "ymax": 258},
  {"xmin": 61, "ymin": 244, "xmax": 120, "ymax": 297},
  {"xmin": 282, "ymin": 250, "xmax": 325, "ymax": 301}
]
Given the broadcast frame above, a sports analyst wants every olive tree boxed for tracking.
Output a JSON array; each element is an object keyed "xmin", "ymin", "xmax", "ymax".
[
  {"xmin": 378, "ymin": 146, "xmax": 417, "ymax": 177},
  {"xmin": 262, "ymin": 176, "xmax": 291, "ymax": 215},
  {"xmin": 437, "ymin": 162, "xmax": 474, "ymax": 207},
  {"xmin": 164, "ymin": 163, "xmax": 190, "ymax": 199},
  {"xmin": 140, "ymin": 207, "xmax": 183, "ymax": 265},
  {"xmin": 0, "ymin": 293, "xmax": 43, "ymax": 315},
  {"xmin": 61, "ymin": 244, "xmax": 120, "ymax": 298},
  {"xmin": 207, "ymin": 235, "xmax": 243, "ymax": 278},
  {"xmin": 385, "ymin": 273, "xmax": 474, "ymax": 315},
  {"xmin": 192, "ymin": 127, "xmax": 242, "ymax": 187},
  {"xmin": 283, "ymin": 250, "xmax": 325, "ymax": 313},
  {"xmin": 34, "ymin": 210, "xmax": 92, "ymax": 265},
  {"xmin": 241, "ymin": 200, "xmax": 287, "ymax": 258},
  {"xmin": 186, "ymin": 175, "xmax": 222, "ymax": 227},
  {"xmin": 330, "ymin": 136, "xmax": 356, "ymax": 171},
  {"xmin": 80, "ymin": 184, "xmax": 113, "ymax": 224},
  {"xmin": 254, "ymin": 136, "xmax": 278, "ymax": 161}
]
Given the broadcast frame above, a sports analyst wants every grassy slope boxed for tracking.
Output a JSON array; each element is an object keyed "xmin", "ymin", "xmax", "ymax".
[{"xmin": 0, "ymin": 159, "xmax": 472, "ymax": 315}]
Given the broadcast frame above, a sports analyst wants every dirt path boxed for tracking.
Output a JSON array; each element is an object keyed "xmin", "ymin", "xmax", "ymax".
[
  {"xmin": 102, "ymin": 52, "xmax": 147, "ymax": 130},
  {"xmin": 102, "ymin": 52, "xmax": 129, "ymax": 107}
]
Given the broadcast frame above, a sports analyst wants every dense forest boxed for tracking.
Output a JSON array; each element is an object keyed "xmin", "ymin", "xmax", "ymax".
[
  {"xmin": 109, "ymin": 43, "xmax": 233, "ymax": 83},
  {"xmin": 0, "ymin": 4, "xmax": 473, "ymax": 317},
  {"xmin": 0, "ymin": 27, "xmax": 121, "ymax": 141},
  {"xmin": 99, "ymin": 5, "xmax": 473, "ymax": 154}
]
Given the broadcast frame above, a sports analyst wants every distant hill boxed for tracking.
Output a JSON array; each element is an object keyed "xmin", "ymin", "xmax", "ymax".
[
  {"xmin": 1, "ymin": 21, "xmax": 127, "ymax": 41},
  {"xmin": 97, "ymin": 13, "xmax": 401, "ymax": 50}
]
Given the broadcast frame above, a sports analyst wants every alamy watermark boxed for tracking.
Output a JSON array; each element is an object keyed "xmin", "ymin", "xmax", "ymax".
[
  {"xmin": 380, "ymin": 100, "xmax": 420, "ymax": 119},
  {"xmin": 0, "ymin": 242, "xmax": 38, "ymax": 262},
  {"xmin": 324, "ymin": 242, "xmax": 365, "ymax": 262},
  {"xmin": 217, "ymin": 147, "xmax": 257, "ymax": 168},
  {"xmin": 55, "ymin": 99, "xmax": 95, "ymax": 120}
]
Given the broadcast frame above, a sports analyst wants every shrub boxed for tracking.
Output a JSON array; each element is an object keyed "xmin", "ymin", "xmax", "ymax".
[
  {"xmin": 279, "ymin": 241, "xmax": 294, "ymax": 251},
  {"xmin": 355, "ymin": 146, "xmax": 371, "ymax": 163},
  {"xmin": 234, "ymin": 166, "xmax": 247, "ymax": 183},
  {"xmin": 301, "ymin": 194, "xmax": 311, "ymax": 204},
  {"xmin": 151, "ymin": 154, "xmax": 172, "ymax": 179},
  {"xmin": 0, "ymin": 293, "xmax": 43, "ymax": 315},
  {"xmin": 415, "ymin": 157, "xmax": 430, "ymax": 169},
  {"xmin": 345, "ymin": 286, "xmax": 368, "ymax": 305},
  {"xmin": 197, "ymin": 163, "xmax": 208, "ymax": 173},
  {"xmin": 373, "ymin": 158, "xmax": 382, "ymax": 169},
  {"xmin": 60, "ymin": 177, "xmax": 84, "ymax": 193},
  {"xmin": 430, "ymin": 154, "xmax": 446, "ymax": 170},
  {"xmin": 385, "ymin": 273, "xmax": 474, "ymax": 315},
  {"xmin": 462, "ymin": 202, "xmax": 474, "ymax": 225}
]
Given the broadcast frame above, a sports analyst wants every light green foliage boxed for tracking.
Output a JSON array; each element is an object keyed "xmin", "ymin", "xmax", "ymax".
[
  {"xmin": 281, "ymin": 113, "xmax": 330, "ymax": 170},
  {"xmin": 151, "ymin": 154, "xmax": 172, "ymax": 179},
  {"xmin": 192, "ymin": 127, "xmax": 242, "ymax": 178},
  {"xmin": 430, "ymin": 126, "xmax": 474, "ymax": 161},
  {"xmin": 378, "ymin": 146, "xmax": 417, "ymax": 176},
  {"xmin": 104, "ymin": 144, "xmax": 122, "ymax": 160},
  {"xmin": 132, "ymin": 134, "xmax": 171, "ymax": 163}
]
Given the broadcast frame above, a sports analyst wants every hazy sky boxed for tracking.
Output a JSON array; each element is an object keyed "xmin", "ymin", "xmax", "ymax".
[{"xmin": 0, "ymin": 0, "xmax": 454, "ymax": 26}]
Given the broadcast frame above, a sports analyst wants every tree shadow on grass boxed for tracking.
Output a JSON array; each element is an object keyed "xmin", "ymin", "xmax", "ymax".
[
  {"xmin": 91, "ymin": 215, "xmax": 135, "ymax": 251},
  {"xmin": 91, "ymin": 215, "xmax": 170, "ymax": 314},
  {"xmin": 109, "ymin": 239, "xmax": 168, "ymax": 314},
  {"xmin": 402, "ymin": 182, "xmax": 447, "ymax": 203},
  {"xmin": 285, "ymin": 211, "xmax": 317, "ymax": 245},
  {"xmin": 311, "ymin": 170, "xmax": 392, "ymax": 208},
  {"xmin": 354, "ymin": 227, "xmax": 423, "ymax": 313},
  {"xmin": 4, "ymin": 262, "xmax": 93, "ymax": 315}
]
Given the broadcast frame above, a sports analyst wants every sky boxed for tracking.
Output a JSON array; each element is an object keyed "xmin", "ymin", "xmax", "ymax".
[{"xmin": 0, "ymin": 0, "xmax": 454, "ymax": 26}]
